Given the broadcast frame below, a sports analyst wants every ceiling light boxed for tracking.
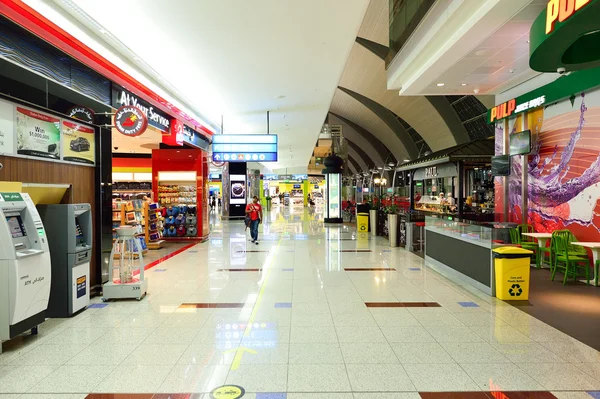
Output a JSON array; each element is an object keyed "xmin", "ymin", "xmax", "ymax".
[
  {"xmin": 403, "ymin": 159, "xmax": 410, "ymax": 162},
  {"xmin": 99, "ymin": 28, "xmax": 108, "ymax": 34},
  {"xmin": 436, "ymin": 83, "xmax": 445, "ymax": 87},
  {"xmin": 461, "ymin": 83, "xmax": 467, "ymax": 86}
]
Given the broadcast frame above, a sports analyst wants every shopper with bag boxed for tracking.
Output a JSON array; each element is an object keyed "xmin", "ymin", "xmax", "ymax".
[{"xmin": 245, "ymin": 196, "xmax": 263, "ymax": 244}]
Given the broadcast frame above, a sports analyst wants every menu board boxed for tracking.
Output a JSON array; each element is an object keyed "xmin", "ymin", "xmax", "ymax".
[
  {"xmin": 61, "ymin": 120, "xmax": 96, "ymax": 165},
  {"xmin": 16, "ymin": 107, "xmax": 60, "ymax": 160},
  {"xmin": 0, "ymin": 99, "xmax": 14, "ymax": 155}
]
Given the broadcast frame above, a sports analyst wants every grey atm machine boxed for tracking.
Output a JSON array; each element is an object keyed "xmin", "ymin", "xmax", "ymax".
[
  {"xmin": 0, "ymin": 192, "xmax": 51, "ymax": 353},
  {"xmin": 37, "ymin": 204, "xmax": 92, "ymax": 317}
]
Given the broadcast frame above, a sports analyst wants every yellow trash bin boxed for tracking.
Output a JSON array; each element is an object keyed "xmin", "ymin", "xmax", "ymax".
[
  {"xmin": 357, "ymin": 213, "xmax": 369, "ymax": 233},
  {"xmin": 493, "ymin": 246, "xmax": 533, "ymax": 300}
]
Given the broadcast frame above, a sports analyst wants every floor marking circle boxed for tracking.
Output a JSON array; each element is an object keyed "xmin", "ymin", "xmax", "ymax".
[{"xmin": 210, "ymin": 384, "xmax": 245, "ymax": 398}]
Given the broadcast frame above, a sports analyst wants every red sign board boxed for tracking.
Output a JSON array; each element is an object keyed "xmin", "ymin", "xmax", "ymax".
[{"xmin": 114, "ymin": 105, "xmax": 147, "ymax": 137}]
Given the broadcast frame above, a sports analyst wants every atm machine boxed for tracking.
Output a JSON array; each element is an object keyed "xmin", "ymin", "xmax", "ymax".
[
  {"xmin": 0, "ymin": 192, "xmax": 51, "ymax": 353},
  {"xmin": 37, "ymin": 204, "xmax": 91, "ymax": 317}
]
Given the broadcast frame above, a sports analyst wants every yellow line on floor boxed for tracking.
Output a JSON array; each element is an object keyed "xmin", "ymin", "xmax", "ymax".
[{"xmin": 228, "ymin": 238, "xmax": 282, "ymax": 371}]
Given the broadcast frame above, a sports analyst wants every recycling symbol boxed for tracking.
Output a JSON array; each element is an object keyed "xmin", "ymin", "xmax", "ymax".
[
  {"xmin": 509, "ymin": 283, "xmax": 522, "ymax": 297},
  {"xmin": 359, "ymin": 225, "xmax": 367, "ymax": 231}
]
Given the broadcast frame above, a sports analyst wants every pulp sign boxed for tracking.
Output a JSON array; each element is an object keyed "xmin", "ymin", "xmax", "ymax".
[
  {"xmin": 489, "ymin": 96, "xmax": 546, "ymax": 123},
  {"xmin": 546, "ymin": 0, "xmax": 590, "ymax": 34}
]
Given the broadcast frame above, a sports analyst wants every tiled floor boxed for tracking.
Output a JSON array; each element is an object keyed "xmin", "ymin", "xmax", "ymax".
[{"xmin": 1, "ymin": 208, "xmax": 600, "ymax": 398}]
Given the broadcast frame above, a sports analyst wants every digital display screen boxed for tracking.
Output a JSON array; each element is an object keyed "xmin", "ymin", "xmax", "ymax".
[
  {"xmin": 230, "ymin": 174, "xmax": 247, "ymax": 205},
  {"xmin": 212, "ymin": 134, "xmax": 278, "ymax": 162},
  {"xmin": 509, "ymin": 130, "xmax": 531, "ymax": 156},
  {"xmin": 327, "ymin": 174, "xmax": 341, "ymax": 219},
  {"xmin": 491, "ymin": 155, "xmax": 511, "ymax": 176},
  {"xmin": 6, "ymin": 216, "xmax": 26, "ymax": 239}
]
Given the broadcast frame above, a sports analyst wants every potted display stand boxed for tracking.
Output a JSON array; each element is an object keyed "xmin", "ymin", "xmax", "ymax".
[{"xmin": 387, "ymin": 200, "xmax": 400, "ymax": 247}]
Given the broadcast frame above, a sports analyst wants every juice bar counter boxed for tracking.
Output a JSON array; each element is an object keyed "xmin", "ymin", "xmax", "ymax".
[{"xmin": 424, "ymin": 216, "xmax": 496, "ymax": 296}]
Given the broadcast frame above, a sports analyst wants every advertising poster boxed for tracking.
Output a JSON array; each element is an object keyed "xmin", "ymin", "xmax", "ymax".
[
  {"xmin": 328, "ymin": 174, "xmax": 340, "ymax": 218},
  {"xmin": 62, "ymin": 120, "xmax": 95, "ymax": 165},
  {"xmin": 230, "ymin": 174, "xmax": 247, "ymax": 205},
  {"xmin": 0, "ymin": 99, "xmax": 14, "ymax": 155},
  {"xmin": 16, "ymin": 107, "xmax": 60, "ymax": 160}
]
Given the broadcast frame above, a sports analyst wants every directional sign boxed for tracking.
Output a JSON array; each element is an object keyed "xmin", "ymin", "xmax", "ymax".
[{"xmin": 212, "ymin": 134, "xmax": 278, "ymax": 162}]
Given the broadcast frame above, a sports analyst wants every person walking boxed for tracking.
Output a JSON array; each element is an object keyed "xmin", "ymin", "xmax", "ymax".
[{"xmin": 245, "ymin": 196, "xmax": 263, "ymax": 244}]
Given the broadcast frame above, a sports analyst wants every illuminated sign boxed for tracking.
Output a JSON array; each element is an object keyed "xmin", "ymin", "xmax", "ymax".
[
  {"xmin": 212, "ymin": 134, "xmax": 278, "ymax": 162},
  {"xmin": 114, "ymin": 106, "xmax": 148, "ymax": 137},
  {"xmin": 545, "ymin": 0, "xmax": 590, "ymax": 34},
  {"xmin": 489, "ymin": 96, "xmax": 546, "ymax": 123},
  {"xmin": 112, "ymin": 87, "xmax": 170, "ymax": 132},
  {"xmin": 67, "ymin": 106, "xmax": 94, "ymax": 124}
]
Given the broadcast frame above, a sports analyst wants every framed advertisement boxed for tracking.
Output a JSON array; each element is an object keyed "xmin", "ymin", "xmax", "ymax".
[
  {"xmin": 61, "ymin": 120, "xmax": 95, "ymax": 165},
  {"xmin": 327, "ymin": 173, "xmax": 341, "ymax": 219},
  {"xmin": 230, "ymin": 174, "xmax": 247, "ymax": 205},
  {"xmin": 0, "ymin": 99, "xmax": 14, "ymax": 155},
  {"xmin": 16, "ymin": 107, "xmax": 60, "ymax": 160}
]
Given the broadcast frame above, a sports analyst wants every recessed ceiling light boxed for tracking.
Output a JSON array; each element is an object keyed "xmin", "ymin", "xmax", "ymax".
[
  {"xmin": 461, "ymin": 83, "xmax": 467, "ymax": 86},
  {"xmin": 436, "ymin": 83, "xmax": 445, "ymax": 87},
  {"xmin": 99, "ymin": 29, "xmax": 108, "ymax": 34}
]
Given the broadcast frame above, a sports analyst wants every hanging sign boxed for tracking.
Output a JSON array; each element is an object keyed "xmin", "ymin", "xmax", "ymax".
[
  {"xmin": 61, "ymin": 120, "xmax": 95, "ymax": 165},
  {"xmin": 16, "ymin": 107, "xmax": 61, "ymax": 160},
  {"xmin": 66, "ymin": 106, "xmax": 95, "ymax": 124},
  {"xmin": 183, "ymin": 125, "xmax": 210, "ymax": 151},
  {"xmin": 112, "ymin": 86, "xmax": 170, "ymax": 132},
  {"xmin": 114, "ymin": 105, "xmax": 148, "ymax": 137}
]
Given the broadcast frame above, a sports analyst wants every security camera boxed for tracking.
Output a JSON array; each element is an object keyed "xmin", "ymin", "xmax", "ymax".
[
  {"xmin": 113, "ymin": 146, "xmax": 119, "ymax": 151},
  {"xmin": 557, "ymin": 67, "xmax": 567, "ymax": 75},
  {"xmin": 0, "ymin": 163, "xmax": 3, "ymax": 170}
]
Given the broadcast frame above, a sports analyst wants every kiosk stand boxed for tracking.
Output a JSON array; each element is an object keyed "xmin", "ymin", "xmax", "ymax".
[
  {"xmin": 37, "ymin": 204, "xmax": 92, "ymax": 317},
  {"xmin": 102, "ymin": 226, "xmax": 147, "ymax": 301},
  {"xmin": 0, "ymin": 192, "xmax": 51, "ymax": 353}
]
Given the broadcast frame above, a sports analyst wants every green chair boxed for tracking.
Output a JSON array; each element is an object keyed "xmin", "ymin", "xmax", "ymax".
[
  {"xmin": 509, "ymin": 228, "xmax": 522, "ymax": 247},
  {"xmin": 518, "ymin": 224, "xmax": 539, "ymax": 267},
  {"xmin": 551, "ymin": 230, "xmax": 590, "ymax": 285}
]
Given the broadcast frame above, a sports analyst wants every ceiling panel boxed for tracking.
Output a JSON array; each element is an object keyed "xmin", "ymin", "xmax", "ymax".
[{"xmin": 357, "ymin": 0, "xmax": 388, "ymax": 46}]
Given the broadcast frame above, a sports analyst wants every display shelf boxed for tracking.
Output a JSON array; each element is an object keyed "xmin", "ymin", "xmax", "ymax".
[
  {"xmin": 157, "ymin": 183, "xmax": 197, "ymax": 206},
  {"xmin": 144, "ymin": 202, "xmax": 165, "ymax": 250},
  {"xmin": 111, "ymin": 198, "xmax": 148, "ymax": 256}
]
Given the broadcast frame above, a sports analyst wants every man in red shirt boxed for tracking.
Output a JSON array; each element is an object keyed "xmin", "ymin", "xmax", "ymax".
[{"xmin": 245, "ymin": 196, "xmax": 263, "ymax": 244}]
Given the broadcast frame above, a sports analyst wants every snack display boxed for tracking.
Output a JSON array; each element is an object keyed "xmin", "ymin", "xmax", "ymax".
[{"xmin": 158, "ymin": 184, "xmax": 196, "ymax": 205}]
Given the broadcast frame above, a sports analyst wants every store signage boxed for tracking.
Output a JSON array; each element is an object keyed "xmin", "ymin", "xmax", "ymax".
[
  {"xmin": 212, "ymin": 134, "xmax": 278, "ymax": 162},
  {"xmin": 414, "ymin": 162, "xmax": 457, "ymax": 180},
  {"xmin": 183, "ymin": 125, "xmax": 210, "ymax": 151},
  {"xmin": 112, "ymin": 87, "xmax": 170, "ymax": 132},
  {"xmin": 546, "ymin": 0, "xmax": 590, "ymax": 34},
  {"xmin": 67, "ymin": 106, "xmax": 94, "ymax": 124},
  {"xmin": 16, "ymin": 107, "xmax": 60, "ymax": 160},
  {"xmin": 114, "ymin": 105, "xmax": 148, "ymax": 137},
  {"xmin": 488, "ymin": 66, "xmax": 600, "ymax": 123},
  {"xmin": 425, "ymin": 167, "xmax": 438, "ymax": 177},
  {"xmin": 170, "ymin": 119, "xmax": 184, "ymax": 146},
  {"xmin": 530, "ymin": 0, "xmax": 600, "ymax": 72}
]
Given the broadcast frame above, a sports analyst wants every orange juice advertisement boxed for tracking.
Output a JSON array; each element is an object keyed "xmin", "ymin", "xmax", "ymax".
[{"xmin": 61, "ymin": 120, "xmax": 95, "ymax": 165}]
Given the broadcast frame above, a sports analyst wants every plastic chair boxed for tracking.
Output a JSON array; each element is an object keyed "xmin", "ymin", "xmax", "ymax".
[
  {"xmin": 552, "ymin": 230, "xmax": 590, "ymax": 285},
  {"xmin": 517, "ymin": 224, "xmax": 539, "ymax": 266},
  {"xmin": 509, "ymin": 228, "xmax": 522, "ymax": 247}
]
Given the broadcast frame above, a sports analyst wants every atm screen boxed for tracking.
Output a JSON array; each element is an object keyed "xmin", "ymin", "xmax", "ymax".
[{"xmin": 6, "ymin": 216, "xmax": 27, "ymax": 238}]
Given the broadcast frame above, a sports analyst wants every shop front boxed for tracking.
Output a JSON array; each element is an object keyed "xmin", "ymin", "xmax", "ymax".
[
  {"xmin": 261, "ymin": 174, "xmax": 312, "ymax": 208},
  {"xmin": 399, "ymin": 138, "xmax": 496, "ymax": 223}
]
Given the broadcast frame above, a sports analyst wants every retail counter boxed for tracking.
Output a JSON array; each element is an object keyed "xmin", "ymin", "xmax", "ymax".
[{"xmin": 424, "ymin": 216, "xmax": 500, "ymax": 295}]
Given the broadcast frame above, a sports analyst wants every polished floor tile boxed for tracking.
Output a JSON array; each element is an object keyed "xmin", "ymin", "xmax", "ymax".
[{"xmin": 1, "ymin": 208, "xmax": 598, "ymax": 397}]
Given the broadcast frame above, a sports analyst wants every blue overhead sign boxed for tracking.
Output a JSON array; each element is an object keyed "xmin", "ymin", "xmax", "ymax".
[{"xmin": 212, "ymin": 134, "xmax": 278, "ymax": 162}]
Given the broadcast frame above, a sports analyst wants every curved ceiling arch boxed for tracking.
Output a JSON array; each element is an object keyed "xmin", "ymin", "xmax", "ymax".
[
  {"xmin": 338, "ymin": 86, "xmax": 419, "ymax": 159},
  {"xmin": 329, "ymin": 113, "xmax": 387, "ymax": 167},
  {"xmin": 330, "ymin": 88, "xmax": 409, "ymax": 161},
  {"xmin": 347, "ymin": 146, "xmax": 369, "ymax": 174},
  {"xmin": 346, "ymin": 139, "xmax": 375, "ymax": 170},
  {"xmin": 337, "ymin": 41, "xmax": 468, "ymax": 151},
  {"xmin": 346, "ymin": 156, "xmax": 359, "ymax": 175}
]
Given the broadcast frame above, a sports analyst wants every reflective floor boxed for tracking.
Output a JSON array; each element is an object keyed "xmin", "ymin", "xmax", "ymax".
[{"xmin": 1, "ymin": 207, "xmax": 600, "ymax": 398}]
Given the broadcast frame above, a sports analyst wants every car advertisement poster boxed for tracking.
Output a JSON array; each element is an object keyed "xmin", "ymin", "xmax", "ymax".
[
  {"xmin": 16, "ymin": 107, "xmax": 60, "ymax": 160},
  {"xmin": 0, "ymin": 99, "xmax": 14, "ymax": 156},
  {"xmin": 62, "ymin": 120, "xmax": 95, "ymax": 165}
]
